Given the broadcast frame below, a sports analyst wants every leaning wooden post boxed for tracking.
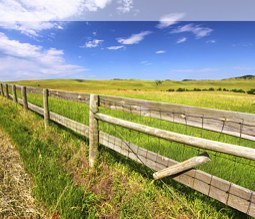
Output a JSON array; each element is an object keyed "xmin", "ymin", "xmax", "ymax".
[
  {"xmin": 153, "ymin": 153, "xmax": 210, "ymax": 180},
  {"xmin": 13, "ymin": 85, "xmax": 17, "ymax": 103},
  {"xmin": 0, "ymin": 83, "xmax": 3, "ymax": 96},
  {"xmin": 89, "ymin": 94, "xmax": 99, "ymax": 168},
  {"xmin": 43, "ymin": 89, "xmax": 49, "ymax": 129},
  {"xmin": 5, "ymin": 84, "xmax": 9, "ymax": 98},
  {"xmin": 21, "ymin": 86, "xmax": 28, "ymax": 111}
]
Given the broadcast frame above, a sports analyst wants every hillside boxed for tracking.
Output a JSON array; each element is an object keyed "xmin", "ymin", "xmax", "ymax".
[
  {"xmin": 224, "ymin": 74, "xmax": 255, "ymax": 80},
  {"xmin": 10, "ymin": 77, "xmax": 255, "ymax": 92}
]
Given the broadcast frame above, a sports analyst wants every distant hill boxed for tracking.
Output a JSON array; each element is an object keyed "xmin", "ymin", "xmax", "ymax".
[{"xmin": 224, "ymin": 75, "xmax": 255, "ymax": 80}]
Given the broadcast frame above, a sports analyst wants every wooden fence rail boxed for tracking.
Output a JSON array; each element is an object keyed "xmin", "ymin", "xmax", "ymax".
[
  {"xmin": 95, "ymin": 113, "xmax": 255, "ymax": 161},
  {"xmin": 15, "ymin": 85, "xmax": 255, "ymax": 141},
  {"xmin": 0, "ymin": 83, "xmax": 255, "ymax": 217}
]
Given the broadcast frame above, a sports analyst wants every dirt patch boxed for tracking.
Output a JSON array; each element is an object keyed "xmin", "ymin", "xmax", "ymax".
[{"xmin": 0, "ymin": 128, "xmax": 45, "ymax": 218}]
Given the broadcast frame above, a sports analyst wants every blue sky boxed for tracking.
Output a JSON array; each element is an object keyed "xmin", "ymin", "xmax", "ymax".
[{"xmin": 1, "ymin": 20, "xmax": 255, "ymax": 81}]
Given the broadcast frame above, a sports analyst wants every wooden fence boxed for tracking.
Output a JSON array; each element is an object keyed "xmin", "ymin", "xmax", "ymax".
[{"xmin": 0, "ymin": 83, "xmax": 255, "ymax": 217}]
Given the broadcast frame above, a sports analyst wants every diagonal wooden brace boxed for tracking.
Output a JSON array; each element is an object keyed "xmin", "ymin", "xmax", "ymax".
[{"xmin": 153, "ymin": 152, "xmax": 210, "ymax": 180}]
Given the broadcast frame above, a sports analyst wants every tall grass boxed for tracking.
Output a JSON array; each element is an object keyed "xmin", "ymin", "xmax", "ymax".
[
  {"xmin": 2, "ymin": 97, "xmax": 249, "ymax": 218},
  {"xmin": 24, "ymin": 91, "xmax": 255, "ymax": 191}
]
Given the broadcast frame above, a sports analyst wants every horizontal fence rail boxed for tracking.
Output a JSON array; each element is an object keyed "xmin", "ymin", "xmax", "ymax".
[
  {"xmin": 49, "ymin": 89, "xmax": 90, "ymax": 103},
  {"xmin": 95, "ymin": 113, "xmax": 255, "ymax": 161},
  {"xmin": 99, "ymin": 95, "xmax": 255, "ymax": 141},
  {"xmin": 0, "ymin": 83, "xmax": 255, "ymax": 217},
  {"xmin": 99, "ymin": 131, "xmax": 255, "ymax": 216},
  {"xmin": 26, "ymin": 85, "xmax": 255, "ymax": 141}
]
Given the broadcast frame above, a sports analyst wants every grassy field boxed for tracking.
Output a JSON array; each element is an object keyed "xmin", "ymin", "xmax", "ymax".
[
  {"xmin": 12, "ymin": 79, "xmax": 255, "ymax": 113},
  {"xmin": 0, "ymin": 96, "xmax": 247, "ymax": 218},
  {"xmin": 12, "ymin": 78, "xmax": 255, "ymax": 92},
  {"xmin": 2, "ymin": 79, "xmax": 255, "ymax": 218}
]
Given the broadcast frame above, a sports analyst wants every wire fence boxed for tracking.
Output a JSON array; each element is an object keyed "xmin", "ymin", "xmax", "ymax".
[{"xmin": 1, "ymin": 83, "xmax": 255, "ymax": 217}]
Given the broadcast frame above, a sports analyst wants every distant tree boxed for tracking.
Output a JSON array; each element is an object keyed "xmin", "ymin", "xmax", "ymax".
[
  {"xmin": 193, "ymin": 88, "xmax": 201, "ymax": 91},
  {"xmin": 247, "ymin": 89, "xmax": 255, "ymax": 95},
  {"xmin": 155, "ymin": 80, "xmax": 163, "ymax": 86},
  {"xmin": 167, "ymin": 89, "xmax": 175, "ymax": 92},
  {"xmin": 231, "ymin": 89, "xmax": 245, "ymax": 93},
  {"xmin": 176, "ymin": 88, "xmax": 186, "ymax": 92}
]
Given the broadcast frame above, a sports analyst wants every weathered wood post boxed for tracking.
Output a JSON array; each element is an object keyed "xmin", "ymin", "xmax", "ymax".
[
  {"xmin": 13, "ymin": 85, "xmax": 17, "ymax": 103},
  {"xmin": 0, "ymin": 83, "xmax": 3, "ymax": 96},
  {"xmin": 21, "ymin": 86, "xmax": 28, "ymax": 111},
  {"xmin": 89, "ymin": 94, "xmax": 99, "ymax": 168},
  {"xmin": 43, "ymin": 88, "xmax": 49, "ymax": 129},
  {"xmin": 5, "ymin": 84, "xmax": 9, "ymax": 98}
]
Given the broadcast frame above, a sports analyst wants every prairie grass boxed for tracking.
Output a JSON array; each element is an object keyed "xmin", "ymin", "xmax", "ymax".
[
  {"xmin": 23, "ymin": 87, "xmax": 255, "ymax": 191},
  {"xmin": 2, "ymin": 79, "xmax": 255, "ymax": 218},
  {"xmin": 13, "ymin": 79, "xmax": 255, "ymax": 113},
  {"xmin": 1, "ymin": 96, "xmax": 249, "ymax": 218}
]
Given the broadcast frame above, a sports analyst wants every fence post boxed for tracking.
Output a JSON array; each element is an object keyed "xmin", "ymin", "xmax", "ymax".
[
  {"xmin": 0, "ymin": 83, "xmax": 3, "ymax": 96},
  {"xmin": 89, "ymin": 94, "xmax": 99, "ymax": 168},
  {"xmin": 13, "ymin": 85, "xmax": 17, "ymax": 103},
  {"xmin": 5, "ymin": 84, "xmax": 9, "ymax": 98},
  {"xmin": 21, "ymin": 86, "xmax": 28, "ymax": 111},
  {"xmin": 43, "ymin": 89, "xmax": 49, "ymax": 128}
]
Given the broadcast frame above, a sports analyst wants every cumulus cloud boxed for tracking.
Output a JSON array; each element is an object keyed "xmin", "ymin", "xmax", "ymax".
[
  {"xmin": 82, "ymin": 39, "xmax": 104, "ymax": 48},
  {"xmin": 84, "ymin": 0, "xmax": 112, "ymax": 12},
  {"xmin": 0, "ymin": 21, "xmax": 64, "ymax": 37},
  {"xmin": 155, "ymin": 50, "xmax": 166, "ymax": 54},
  {"xmin": 156, "ymin": 13, "xmax": 185, "ymax": 29},
  {"xmin": 117, "ymin": 0, "xmax": 134, "ymax": 14},
  {"xmin": 107, "ymin": 45, "xmax": 124, "ymax": 50},
  {"xmin": 176, "ymin": 37, "xmax": 187, "ymax": 44},
  {"xmin": 0, "ymin": 0, "xmax": 112, "ymax": 22},
  {"xmin": 118, "ymin": 31, "xmax": 151, "ymax": 45},
  {"xmin": 171, "ymin": 24, "xmax": 213, "ymax": 38},
  {"xmin": 0, "ymin": 32, "xmax": 86, "ymax": 81},
  {"xmin": 0, "ymin": 0, "xmax": 112, "ymax": 37}
]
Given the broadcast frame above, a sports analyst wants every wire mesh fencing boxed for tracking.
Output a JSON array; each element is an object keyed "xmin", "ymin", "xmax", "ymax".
[{"xmin": 1, "ymin": 83, "xmax": 255, "ymax": 217}]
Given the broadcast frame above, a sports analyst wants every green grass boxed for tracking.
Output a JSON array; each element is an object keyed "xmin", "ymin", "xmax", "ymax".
[
  {"xmin": 9, "ymin": 80, "xmax": 255, "ymax": 191},
  {"xmin": 11, "ymin": 78, "xmax": 255, "ymax": 92},
  {"xmin": 25, "ymin": 94, "xmax": 254, "ymax": 191},
  {"xmin": 1, "ymin": 79, "xmax": 255, "ymax": 218},
  {"xmin": 11, "ymin": 79, "xmax": 255, "ymax": 113},
  {"xmin": 1, "ymin": 96, "xmax": 250, "ymax": 218},
  {"xmin": 0, "ymin": 98, "xmax": 98, "ymax": 218},
  {"xmin": 0, "ymin": 97, "xmax": 251, "ymax": 218}
]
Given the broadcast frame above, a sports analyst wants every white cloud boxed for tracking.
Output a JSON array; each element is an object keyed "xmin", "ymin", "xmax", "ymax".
[
  {"xmin": 84, "ymin": 0, "xmax": 112, "ymax": 12},
  {"xmin": 155, "ymin": 50, "xmax": 166, "ymax": 54},
  {"xmin": 157, "ymin": 13, "xmax": 185, "ymax": 29},
  {"xmin": 82, "ymin": 39, "xmax": 104, "ymax": 48},
  {"xmin": 0, "ymin": 0, "xmax": 111, "ymax": 22},
  {"xmin": 206, "ymin": 39, "xmax": 216, "ymax": 44},
  {"xmin": 141, "ymin": 60, "xmax": 152, "ymax": 65},
  {"xmin": 118, "ymin": 31, "xmax": 151, "ymax": 45},
  {"xmin": 107, "ymin": 45, "xmax": 124, "ymax": 50},
  {"xmin": 117, "ymin": 0, "xmax": 133, "ymax": 14},
  {"xmin": 176, "ymin": 37, "xmax": 187, "ymax": 44},
  {"xmin": 171, "ymin": 24, "xmax": 213, "ymax": 38},
  {"xmin": 0, "ymin": 21, "xmax": 64, "ymax": 37},
  {"xmin": 0, "ymin": 32, "xmax": 86, "ymax": 81}
]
